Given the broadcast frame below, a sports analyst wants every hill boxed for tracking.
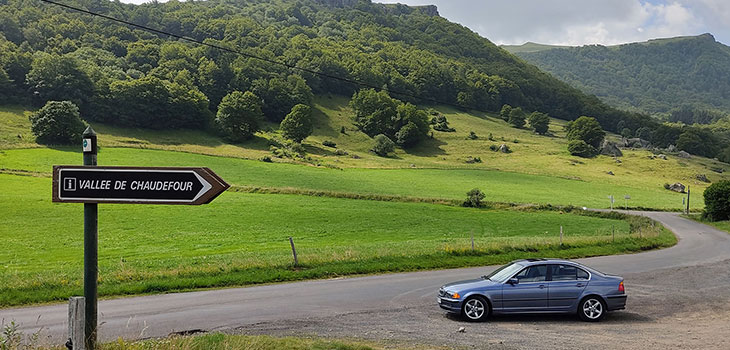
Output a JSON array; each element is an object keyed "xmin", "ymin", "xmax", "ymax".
[
  {"xmin": 509, "ymin": 34, "xmax": 730, "ymax": 115},
  {"xmin": 0, "ymin": 0, "xmax": 652, "ymax": 133}
]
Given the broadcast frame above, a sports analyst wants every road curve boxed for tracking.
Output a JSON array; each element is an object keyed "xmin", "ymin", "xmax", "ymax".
[{"xmin": 3, "ymin": 211, "xmax": 729, "ymax": 345}]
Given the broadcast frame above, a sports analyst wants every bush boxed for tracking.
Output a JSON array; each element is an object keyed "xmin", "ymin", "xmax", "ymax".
[
  {"xmin": 463, "ymin": 188, "xmax": 485, "ymax": 207},
  {"xmin": 499, "ymin": 104, "xmax": 512, "ymax": 122},
  {"xmin": 216, "ymin": 91, "xmax": 263, "ymax": 142},
  {"xmin": 703, "ymin": 180, "xmax": 730, "ymax": 221},
  {"xmin": 566, "ymin": 116, "xmax": 605, "ymax": 148},
  {"xmin": 467, "ymin": 131, "xmax": 478, "ymax": 140},
  {"xmin": 261, "ymin": 156, "xmax": 273, "ymax": 163},
  {"xmin": 489, "ymin": 144, "xmax": 498, "ymax": 151},
  {"xmin": 568, "ymin": 139, "xmax": 597, "ymax": 158},
  {"xmin": 29, "ymin": 101, "xmax": 85, "ymax": 145},
  {"xmin": 395, "ymin": 122, "xmax": 422, "ymax": 148},
  {"xmin": 430, "ymin": 115, "xmax": 455, "ymax": 132},
  {"xmin": 322, "ymin": 140, "xmax": 337, "ymax": 148},
  {"xmin": 280, "ymin": 104, "xmax": 313, "ymax": 143},
  {"xmin": 372, "ymin": 134, "xmax": 395, "ymax": 156}
]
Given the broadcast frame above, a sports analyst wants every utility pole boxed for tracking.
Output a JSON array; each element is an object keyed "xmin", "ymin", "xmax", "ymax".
[
  {"xmin": 686, "ymin": 186, "xmax": 690, "ymax": 214},
  {"xmin": 82, "ymin": 127, "xmax": 98, "ymax": 350}
]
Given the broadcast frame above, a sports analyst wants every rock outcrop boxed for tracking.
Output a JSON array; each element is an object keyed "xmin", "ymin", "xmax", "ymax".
[
  {"xmin": 669, "ymin": 183, "xmax": 686, "ymax": 193},
  {"xmin": 600, "ymin": 140, "xmax": 623, "ymax": 157}
]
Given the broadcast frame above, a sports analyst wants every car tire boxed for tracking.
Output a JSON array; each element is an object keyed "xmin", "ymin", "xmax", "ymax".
[
  {"xmin": 461, "ymin": 296, "xmax": 489, "ymax": 322},
  {"xmin": 578, "ymin": 296, "xmax": 606, "ymax": 322}
]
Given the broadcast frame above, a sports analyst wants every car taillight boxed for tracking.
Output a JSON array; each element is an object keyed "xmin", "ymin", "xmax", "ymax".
[{"xmin": 618, "ymin": 281, "xmax": 625, "ymax": 293}]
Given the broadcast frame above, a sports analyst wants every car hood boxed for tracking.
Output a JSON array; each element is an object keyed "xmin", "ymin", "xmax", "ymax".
[{"xmin": 442, "ymin": 278, "xmax": 497, "ymax": 291}]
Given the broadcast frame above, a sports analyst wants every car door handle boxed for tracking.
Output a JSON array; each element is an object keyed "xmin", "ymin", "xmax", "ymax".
[
  {"xmin": 576, "ymin": 283, "xmax": 585, "ymax": 287},
  {"xmin": 538, "ymin": 285, "xmax": 546, "ymax": 289}
]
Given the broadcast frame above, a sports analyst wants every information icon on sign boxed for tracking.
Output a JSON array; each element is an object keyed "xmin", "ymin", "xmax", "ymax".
[{"xmin": 64, "ymin": 177, "xmax": 77, "ymax": 192}]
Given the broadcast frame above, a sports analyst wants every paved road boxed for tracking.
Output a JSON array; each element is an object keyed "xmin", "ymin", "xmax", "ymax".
[{"xmin": 3, "ymin": 211, "xmax": 729, "ymax": 345}]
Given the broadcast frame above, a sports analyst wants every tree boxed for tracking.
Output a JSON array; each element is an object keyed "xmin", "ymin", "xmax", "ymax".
[
  {"xmin": 565, "ymin": 116, "xmax": 605, "ymax": 148},
  {"xmin": 508, "ymin": 107, "xmax": 525, "ymax": 128},
  {"xmin": 216, "ymin": 91, "xmax": 263, "ymax": 142},
  {"xmin": 395, "ymin": 121, "xmax": 421, "ymax": 148},
  {"xmin": 372, "ymin": 134, "xmax": 395, "ymax": 156},
  {"xmin": 463, "ymin": 188, "xmax": 485, "ymax": 208},
  {"xmin": 0, "ymin": 68, "xmax": 11, "ymax": 102},
  {"xmin": 527, "ymin": 112, "xmax": 549, "ymax": 135},
  {"xmin": 280, "ymin": 104, "xmax": 313, "ymax": 143},
  {"xmin": 25, "ymin": 53, "xmax": 94, "ymax": 109},
  {"xmin": 350, "ymin": 88, "xmax": 398, "ymax": 137},
  {"xmin": 703, "ymin": 181, "xmax": 730, "ymax": 221},
  {"xmin": 567, "ymin": 139, "xmax": 597, "ymax": 158},
  {"xmin": 29, "ymin": 101, "xmax": 85, "ymax": 145},
  {"xmin": 676, "ymin": 129, "xmax": 719, "ymax": 157},
  {"xmin": 499, "ymin": 104, "xmax": 512, "ymax": 121},
  {"xmin": 621, "ymin": 128, "xmax": 633, "ymax": 139},
  {"xmin": 635, "ymin": 126, "xmax": 652, "ymax": 140}
]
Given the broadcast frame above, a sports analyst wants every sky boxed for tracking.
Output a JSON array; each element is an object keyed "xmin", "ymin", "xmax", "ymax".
[
  {"xmin": 376, "ymin": 0, "xmax": 730, "ymax": 46},
  {"xmin": 118, "ymin": 0, "xmax": 730, "ymax": 46}
]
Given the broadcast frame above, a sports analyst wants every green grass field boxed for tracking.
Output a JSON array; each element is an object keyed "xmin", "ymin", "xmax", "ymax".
[
  {"xmin": 0, "ymin": 173, "xmax": 674, "ymax": 306},
  {"xmin": 0, "ymin": 147, "xmax": 698, "ymax": 210}
]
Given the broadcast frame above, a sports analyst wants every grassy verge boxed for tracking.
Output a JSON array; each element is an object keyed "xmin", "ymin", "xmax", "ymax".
[
  {"xmin": 683, "ymin": 213, "xmax": 730, "ymax": 234},
  {"xmin": 1, "ymin": 329, "xmax": 429, "ymax": 350},
  {"xmin": 0, "ymin": 174, "xmax": 675, "ymax": 307}
]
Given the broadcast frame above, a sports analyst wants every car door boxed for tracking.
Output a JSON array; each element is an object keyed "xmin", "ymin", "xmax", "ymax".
[
  {"xmin": 501, "ymin": 264, "xmax": 548, "ymax": 311},
  {"xmin": 547, "ymin": 264, "xmax": 589, "ymax": 310}
]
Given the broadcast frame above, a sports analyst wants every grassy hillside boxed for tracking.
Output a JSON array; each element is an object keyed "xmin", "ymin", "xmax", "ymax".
[
  {"xmin": 511, "ymin": 34, "xmax": 730, "ymax": 114},
  {"xmin": 2, "ymin": 101, "xmax": 723, "ymax": 210}
]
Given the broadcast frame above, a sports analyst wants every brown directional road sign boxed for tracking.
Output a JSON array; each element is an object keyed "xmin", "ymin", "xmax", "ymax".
[{"xmin": 52, "ymin": 166, "xmax": 229, "ymax": 205}]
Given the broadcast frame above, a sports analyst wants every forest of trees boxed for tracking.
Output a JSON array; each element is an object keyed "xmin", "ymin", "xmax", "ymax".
[
  {"xmin": 514, "ymin": 34, "xmax": 730, "ymax": 116},
  {"xmin": 0, "ymin": 0, "xmax": 727, "ymax": 157}
]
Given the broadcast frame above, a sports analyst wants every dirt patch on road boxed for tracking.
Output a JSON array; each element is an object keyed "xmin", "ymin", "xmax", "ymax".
[{"xmin": 231, "ymin": 259, "xmax": 730, "ymax": 350}]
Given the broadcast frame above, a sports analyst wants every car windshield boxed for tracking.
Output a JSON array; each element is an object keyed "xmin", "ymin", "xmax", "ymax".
[{"xmin": 482, "ymin": 262, "xmax": 524, "ymax": 283}]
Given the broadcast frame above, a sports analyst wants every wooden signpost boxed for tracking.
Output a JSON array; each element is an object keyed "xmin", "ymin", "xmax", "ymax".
[{"xmin": 53, "ymin": 127, "xmax": 229, "ymax": 350}]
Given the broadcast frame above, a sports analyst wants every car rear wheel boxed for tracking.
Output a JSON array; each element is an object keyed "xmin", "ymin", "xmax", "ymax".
[
  {"xmin": 462, "ymin": 296, "xmax": 489, "ymax": 322},
  {"xmin": 579, "ymin": 296, "xmax": 606, "ymax": 322}
]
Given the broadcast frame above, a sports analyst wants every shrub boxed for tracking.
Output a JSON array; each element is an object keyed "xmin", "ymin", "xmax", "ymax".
[
  {"xmin": 488, "ymin": 133, "xmax": 494, "ymax": 141},
  {"xmin": 703, "ymin": 180, "xmax": 730, "ymax": 221},
  {"xmin": 430, "ymin": 115, "xmax": 455, "ymax": 132},
  {"xmin": 568, "ymin": 139, "xmax": 597, "ymax": 158},
  {"xmin": 322, "ymin": 140, "xmax": 337, "ymax": 148},
  {"xmin": 395, "ymin": 121, "xmax": 422, "ymax": 148},
  {"xmin": 489, "ymin": 144, "xmax": 498, "ymax": 151},
  {"xmin": 372, "ymin": 134, "xmax": 395, "ymax": 156},
  {"xmin": 467, "ymin": 131, "xmax": 478, "ymax": 140},
  {"xmin": 340, "ymin": 126, "xmax": 346, "ymax": 134},
  {"xmin": 261, "ymin": 156, "xmax": 273, "ymax": 163},
  {"xmin": 463, "ymin": 188, "xmax": 486, "ymax": 207},
  {"xmin": 29, "ymin": 101, "xmax": 85, "ymax": 145},
  {"xmin": 566, "ymin": 116, "xmax": 605, "ymax": 148},
  {"xmin": 499, "ymin": 104, "xmax": 512, "ymax": 122},
  {"xmin": 280, "ymin": 104, "xmax": 313, "ymax": 143}
]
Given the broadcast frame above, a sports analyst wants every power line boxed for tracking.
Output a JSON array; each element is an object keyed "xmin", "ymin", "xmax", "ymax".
[{"xmin": 39, "ymin": 0, "xmax": 478, "ymax": 112}]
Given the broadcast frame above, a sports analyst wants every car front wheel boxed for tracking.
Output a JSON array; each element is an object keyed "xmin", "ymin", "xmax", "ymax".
[
  {"xmin": 579, "ymin": 296, "xmax": 606, "ymax": 322},
  {"xmin": 462, "ymin": 296, "xmax": 489, "ymax": 322}
]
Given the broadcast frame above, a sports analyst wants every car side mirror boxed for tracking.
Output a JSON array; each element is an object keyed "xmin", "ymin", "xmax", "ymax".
[{"xmin": 508, "ymin": 278, "xmax": 519, "ymax": 285}]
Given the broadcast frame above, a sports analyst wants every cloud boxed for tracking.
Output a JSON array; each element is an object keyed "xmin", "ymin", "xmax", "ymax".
[{"xmin": 377, "ymin": 0, "xmax": 727, "ymax": 45}]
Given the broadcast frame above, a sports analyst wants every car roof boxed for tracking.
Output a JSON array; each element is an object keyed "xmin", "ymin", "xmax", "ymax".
[{"xmin": 513, "ymin": 258, "xmax": 607, "ymax": 276}]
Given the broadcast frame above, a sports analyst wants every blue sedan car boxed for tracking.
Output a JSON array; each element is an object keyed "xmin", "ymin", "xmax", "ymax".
[{"xmin": 437, "ymin": 259, "xmax": 626, "ymax": 322}]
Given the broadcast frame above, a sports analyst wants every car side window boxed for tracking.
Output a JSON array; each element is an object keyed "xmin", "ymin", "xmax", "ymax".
[
  {"xmin": 577, "ymin": 268, "xmax": 589, "ymax": 280},
  {"xmin": 551, "ymin": 264, "xmax": 578, "ymax": 281},
  {"xmin": 514, "ymin": 265, "xmax": 547, "ymax": 282}
]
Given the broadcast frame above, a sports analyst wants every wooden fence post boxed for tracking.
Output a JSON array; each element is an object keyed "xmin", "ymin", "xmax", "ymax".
[
  {"xmin": 289, "ymin": 237, "xmax": 298, "ymax": 266},
  {"xmin": 68, "ymin": 297, "xmax": 85, "ymax": 350},
  {"xmin": 559, "ymin": 226, "xmax": 563, "ymax": 247}
]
